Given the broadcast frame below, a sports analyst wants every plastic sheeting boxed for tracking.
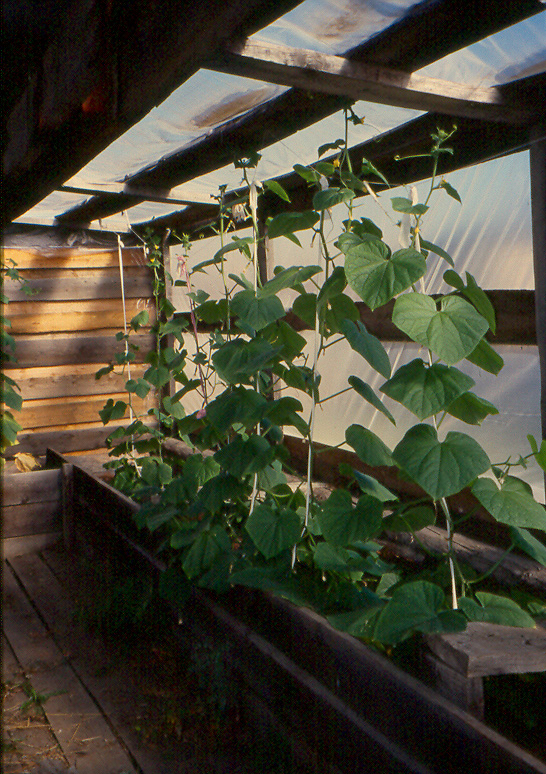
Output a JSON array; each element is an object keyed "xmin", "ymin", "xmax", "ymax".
[
  {"xmin": 170, "ymin": 148, "xmax": 543, "ymax": 500},
  {"xmin": 12, "ymin": 3, "xmax": 545, "ymax": 230}
]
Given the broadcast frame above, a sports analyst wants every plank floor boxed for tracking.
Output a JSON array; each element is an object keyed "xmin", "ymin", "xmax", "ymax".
[{"xmin": 2, "ymin": 544, "xmax": 268, "ymax": 774}]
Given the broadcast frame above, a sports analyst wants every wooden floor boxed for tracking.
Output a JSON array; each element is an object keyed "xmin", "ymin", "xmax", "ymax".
[{"xmin": 2, "ymin": 544, "xmax": 265, "ymax": 774}]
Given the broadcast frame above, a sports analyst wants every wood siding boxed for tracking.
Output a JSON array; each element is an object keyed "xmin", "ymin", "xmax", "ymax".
[{"xmin": 3, "ymin": 247, "xmax": 156, "ymax": 457}]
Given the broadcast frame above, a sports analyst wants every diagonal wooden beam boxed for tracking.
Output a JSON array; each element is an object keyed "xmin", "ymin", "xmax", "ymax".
[
  {"xmin": 210, "ymin": 40, "xmax": 534, "ymax": 125},
  {"xmin": 132, "ymin": 112, "xmax": 539, "ymax": 239},
  {"xmin": 53, "ymin": 0, "xmax": 545, "ymax": 229},
  {"xmin": 2, "ymin": 0, "xmax": 305, "ymax": 227}
]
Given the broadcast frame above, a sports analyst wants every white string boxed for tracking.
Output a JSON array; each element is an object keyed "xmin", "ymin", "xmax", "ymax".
[
  {"xmin": 117, "ymin": 234, "xmax": 133, "ymax": 407},
  {"xmin": 248, "ymin": 180, "xmax": 261, "ymax": 518}
]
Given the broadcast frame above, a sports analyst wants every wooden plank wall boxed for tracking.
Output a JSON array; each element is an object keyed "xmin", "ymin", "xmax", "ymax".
[{"xmin": 3, "ymin": 247, "xmax": 157, "ymax": 457}]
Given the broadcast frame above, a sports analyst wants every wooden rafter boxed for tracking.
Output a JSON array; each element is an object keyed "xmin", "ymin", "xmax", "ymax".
[
  {"xmin": 210, "ymin": 40, "xmax": 534, "ymax": 125},
  {"xmin": 1, "ymin": 0, "xmax": 304, "ymax": 227},
  {"xmin": 132, "ymin": 112, "xmax": 539, "ymax": 238},
  {"xmin": 51, "ymin": 0, "xmax": 545, "ymax": 229}
]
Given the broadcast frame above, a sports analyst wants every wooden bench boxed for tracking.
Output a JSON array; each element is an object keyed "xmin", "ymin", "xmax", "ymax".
[{"xmin": 424, "ymin": 622, "xmax": 546, "ymax": 718}]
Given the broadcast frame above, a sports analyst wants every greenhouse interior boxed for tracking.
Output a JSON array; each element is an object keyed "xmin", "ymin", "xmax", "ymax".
[{"xmin": 2, "ymin": 1, "xmax": 546, "ymax": 773}]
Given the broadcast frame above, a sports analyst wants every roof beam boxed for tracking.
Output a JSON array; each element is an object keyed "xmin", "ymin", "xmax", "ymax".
[
  {"xmin": 2, "ymin": 0, "xmax": 304, "ymax": 227},
  {"xmin": 53, "ymin": 0, "xmax": 545, "ymax": 229},
  {"xmin": 133, "ymin": 112, "xmax": 540, "ymax": 239},
  {"xmin": 210, "ymin": 40, "xmax": 534, "ymax": 125},
  {"xmin": 59, "ymin": 182, "xmax": 211, "ymax": 207}
]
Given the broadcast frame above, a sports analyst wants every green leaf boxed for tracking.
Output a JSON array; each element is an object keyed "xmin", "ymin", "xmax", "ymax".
[
  {"xmin": 380, "ymin": 359, "xmax": 474, "ymax": 420},
  {"xmin": 257, "ymin": 265, "xmax": 321, "ymax": 298},
  {"xmin": 212, "ymin": 338, "xmax": 280, "ymax": 384},
  {"xmin": 324, "ymin": 294, "xmax": 360, "ymax": 334},
  {"xmin": 393, "ymin": 424, "xmax": 490, "ymax": 500},
  {"xmin": 392, "ymin": 294, "xmax": 489, "ymax": 365},
  {"xmin": 316, "ymin": 266, "xmax": 346, "ymax": 308},
  {"xmin": 439, "ymin": 179, "xmax": 462, "ymax": 203},
  {"xmin": 293, "ymin": 164, "xmax": 320, "ymax": 183},
  {"xmin": 190, "ymin": 474, "xmax": 241, "ymax": 516},
  {"xmin": 266, "ymin": 211, "xmax": 319, "ymax": 240},
  {"xmin": 349, "ymin": 470, "xmax": 398, "ymax": 502},
  {"xmin": 230, "ymin": 290, "xmax": 285, "ymax": 331},
  {"xmin": 348, "ymin": 375, "xmax": 395, "ymax": 425},
  {"xmin": 313, "ymin": 187, "xmax": 355, "ymax": 211},
  {"xmin": 125, "ymin": 378, "xmax": 152, "ymax": 399},
  {"xmin": 182, "ymin": 526, "xmax": 231, "ymax": 579},
  {"xmin": 345, "ymin": 424, "xmax": 393, "ymax": 467},
  {"xmin": 528, "ymin": 435, "xmax": 546, "ymax": 471},
  {"xmin": 2, "ymin": 386, "xmax": 22, "ymax": 410},
  {"xmin": 130, "ymin": 310, "xmax": 149, "ymax": 330},
  {"xmin": 446, "ymin": 391, "xmax": 499, "ymax": 425},
  {"xmin": 263, "ymin": 179, "xmax": 290, "ymax": 202},
  {"xmin": 99, "ymin": 399, "xmax": 127, "ymax": 424},
  {"xmin": 360, "ymin": 158, "xmax": 389, "ymax": 186},
  {"xmin": 374, "ymin": 581, "xmax": 466, "ymax": 644},
  {"xmin": 471, "ymin": 477, "xmax": 546, "ymax": 530},
  {"xmin": 313, "ymin": 542, "xmax": 360, "ymax": 573},
  {"xmin": 344, "ymin": 241, "xmax": 426, "ymax": 310},
  {"xmin": 339, "ymin": 319, "xmax": 391, "ymax": 379},
  {"xmin": 465, "ymin": 338, "xmax": 504, "ymax": 375},
  {"xmin": 383, "ymin": 505, "xmax": 436, "ymax": 532},
  {"xmin": 206, "ymin": 388, "xmax": 267, "ymax": 435},
  {"xmin": 194, "ymin": 298, "xmax": 229, "ymax": 324},
  {"xmin": 291, "ymin": 293, "xmax": 316, "ymax": 327},
  {"xmin": 210, "ymin": 237, "xmax": 254, "ymax": 266},
  {"xmin": 391, "ymin": 197, "xmax": 429, "ymax": 216},
  {"xmin": 509, "ymin": 527, "xmax": 546, "ymax": 566},
  {"xmin": 245, "ymin": 504, "xmax": 301, "ymax": 559},
  {"xmin": 328, "ymin": 604, "xmax": 385, "ymax": 638},
  {"xmin": 419, "ymin": 238, "xmax": 454, "ymax": 267},
  {"xmin": 458, "ymin": 592, "xmax": 535, "ymax": 628},
  {"xmin": 214, "ymin": 434, "xmax": 275, "ymax": 478},
  {"xmin": 318, "ymin": 139, "xmax": 344, "ymax": 157},
  {"xmin": 143, "ymin": 365, "xmax": 171, "ymax": 388},
  {"xmin": 318, "ymin": 490, "xmax": 382, "ymax": 547},
  {"xmin": 443, "ymin": 270, "xmax": 496, "ymax": 333}
]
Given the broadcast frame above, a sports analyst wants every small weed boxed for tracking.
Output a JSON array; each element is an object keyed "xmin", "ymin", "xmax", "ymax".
[{"xmin": 20, "ymin": 681, "xmax": 66, "ymax": 714}]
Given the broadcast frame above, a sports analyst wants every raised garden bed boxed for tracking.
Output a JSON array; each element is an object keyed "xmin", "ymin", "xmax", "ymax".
[{"xmin": 43, "ymin": 450, "xmax": 546, "ymax": 774}]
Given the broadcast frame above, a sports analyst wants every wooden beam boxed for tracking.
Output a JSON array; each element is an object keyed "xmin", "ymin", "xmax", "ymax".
[
  {"xmin": 135, "ymin": 113, "xmax": 538, "ymax": 238},
  {"xmin": 59, "ymin": 182, "xmax": 212, "ymax": 207},
  {"xmin": 211, "ymin": 40, "xmax": 534, "ymax": 125},
  {"xmin": 2, "ymin": 0, "xmax": 304, "ymax": 226},
  {"xmin": 52, "ymin": 0, "xmax": 545, "ymax": 229}
]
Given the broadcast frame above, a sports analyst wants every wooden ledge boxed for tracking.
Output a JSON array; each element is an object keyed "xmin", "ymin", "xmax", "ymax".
[{"xmin": 427, "ymin": 622, "xmax": 546, "ymax": 679}]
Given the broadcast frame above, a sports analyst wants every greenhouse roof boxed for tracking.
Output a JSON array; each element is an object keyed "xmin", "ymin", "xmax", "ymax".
[{"xmin": 3, "ymin": 0, "xmax": 545, "ymax": 236}]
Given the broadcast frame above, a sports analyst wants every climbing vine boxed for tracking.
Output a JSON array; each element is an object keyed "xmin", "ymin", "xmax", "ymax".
[{"xmin": 98, "ymin": 115, "xmax": 546, "ymax": 647}]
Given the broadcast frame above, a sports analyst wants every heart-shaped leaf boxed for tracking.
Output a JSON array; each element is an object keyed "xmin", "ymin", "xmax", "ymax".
[
  {"xmin": 345, "ymin": 241, "xmax": 426, "ymax": 310},
  {"xmin": 383, "ymin": 505, "xmax": 436, "ymax": 532},
  {"xmin": 381, "ymin": 359, "xmax": 474, "ymax": 419},
  {"xmin": 392, "ymin": 294, "xmax": 489, "ymax": 365},
  {"xmin": 393, "ymin": 424, "xmax": 490, "ymax": 500},
  {"xmin": 374, "ymin": 581, "xmax": 466, "ymax": 644},
  {"xmin": 212, "ymin": 338, "xmax": 280, "ymax": 384},
  {"xmin": 182, "ymin": 526, "xmax": 231, "ymax": 579},
  {"xmin": 458, "ymin": 592, "xmax": 535, "ymax": 628},
  {"xmin": 245, "ymin": 504, "xmax": 301, "ymax": 559},
  {"xmin": 471, "ymin": 477, "xmax": 546, "ymax": 530},
  {"xmin": 318, "ymin": 490, "xmax": 382, "ymax": 547},
  {"xmin": 230, "ymin": 290, "xmax": 284, "ymax": 330}
]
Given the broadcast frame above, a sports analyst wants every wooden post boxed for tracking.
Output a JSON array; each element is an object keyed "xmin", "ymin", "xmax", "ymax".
[
  {"xmin": 61, "ymin": 463, "xmax": 74, "ymax": 550},
  {"xmin": 530, "ymin": 127, "xmax": 546, "ymax": 498}
]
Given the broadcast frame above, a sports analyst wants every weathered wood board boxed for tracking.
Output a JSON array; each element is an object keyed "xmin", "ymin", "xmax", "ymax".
[
  {"xmin": 2, "ymin": 560, "xmax": 137, "ymax": 773},
  {"xmin": 427, "ymin": 623, "xmax": 546, "ymax": 678},
  {"xmin": 3, "ymin": 246, "xmax": 158, "ymax": 457}
]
